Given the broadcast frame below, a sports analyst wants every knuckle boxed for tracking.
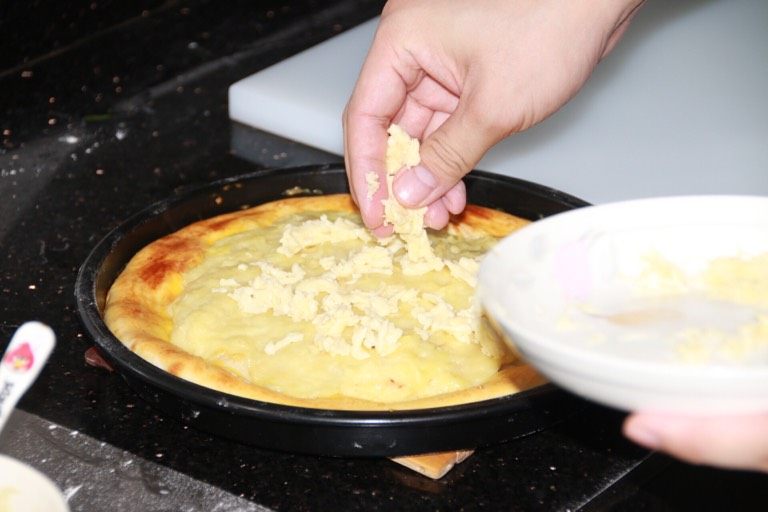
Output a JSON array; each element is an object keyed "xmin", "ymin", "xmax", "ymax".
[
  {"xmin": 464, "ymin": 96, "xmax": 510, "ymax": 140},
  {"xmin": 424, "ymin": 131, "xmax": 471, "ymax": 181},
  {"xmin": 464, "ymin": 85, "xmax": 535, "ymax": 138}
]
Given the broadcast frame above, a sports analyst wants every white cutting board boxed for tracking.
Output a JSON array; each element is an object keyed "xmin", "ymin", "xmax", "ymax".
[{"xmin": 229, "ymin": 0, "xmax": 768, "ymax": 204}]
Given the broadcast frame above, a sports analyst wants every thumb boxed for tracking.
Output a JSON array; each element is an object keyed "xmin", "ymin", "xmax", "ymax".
[
  {"xmin": 393, "ymin": 103, "xmax": 502, "ymax": 208},
  {"xmin": 624, "ymin": 412, "xmax": 768, "ymax": 472}
]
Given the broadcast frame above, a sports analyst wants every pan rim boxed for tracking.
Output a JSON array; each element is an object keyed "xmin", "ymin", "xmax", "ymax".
[{"xmin": 74, "ymin": 163, "xmax": 587, "ymax": 428}]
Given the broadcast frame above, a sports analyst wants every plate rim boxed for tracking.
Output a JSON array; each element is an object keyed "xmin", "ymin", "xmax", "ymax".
[{"xmin": 478, "ymin": 194, "xmax": 768, "ymax": 384}]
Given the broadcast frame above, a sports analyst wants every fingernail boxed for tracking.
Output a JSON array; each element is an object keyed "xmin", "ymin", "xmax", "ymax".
[
  {"xmin": 624, "ymin": 421, "xmax": 661, "ymax": 449},
  {"xmin": 393, "ymin": 165, "xmax": 437, "ymax": 207},
  {"xmin": 372, "ymin": 224, "xmax": 394, "ymax": 238}
]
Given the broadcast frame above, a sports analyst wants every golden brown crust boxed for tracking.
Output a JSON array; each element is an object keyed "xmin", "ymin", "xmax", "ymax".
[
  {"xmin": 105, "ymin": 193, "xmax": 544, "ymax": 410},
  {"xmin": 451, "ymin": 204, "xmax": 530, "ymax": 237}
]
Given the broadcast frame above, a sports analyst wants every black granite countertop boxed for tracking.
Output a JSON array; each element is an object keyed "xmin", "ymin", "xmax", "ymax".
[{"xmin": 1, "ymin": 1, "xmax": 766, "ymax": 510}]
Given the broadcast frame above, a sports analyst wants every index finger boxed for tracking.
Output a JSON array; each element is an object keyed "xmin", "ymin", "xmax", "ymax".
[{"xmin": 343, "ymin": 35, "xmax": 417, "ymax": 230}]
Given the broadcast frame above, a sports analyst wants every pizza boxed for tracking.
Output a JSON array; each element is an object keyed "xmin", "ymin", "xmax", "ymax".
[{"xmin": 103, "ymin": 126, "xmax": 546, "ymax": 410}]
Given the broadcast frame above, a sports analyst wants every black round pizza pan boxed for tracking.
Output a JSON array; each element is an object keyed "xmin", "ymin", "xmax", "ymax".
[{"xmin": 75, "ymin": 163, "xmax": 589, "ymax": 457}]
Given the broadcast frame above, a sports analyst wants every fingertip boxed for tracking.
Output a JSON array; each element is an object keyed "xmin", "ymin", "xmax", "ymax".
[
  {"xmin": 442, "ymin": 181, "xmax": 467, "ymax": 215},
  {"xmin": 424, "ymin": 200, "xmax": 450, "ymax": 230},
  {"xmin": 358, "ymin": 197, "xmax": 384, "ymax": 231},
  {"xmin": 372, "ymin": 224, "xmax": 394, "ymax": 238},
  {"xmin": 623, "ymin": 414, "xmax": 661, "ymax": 450}
]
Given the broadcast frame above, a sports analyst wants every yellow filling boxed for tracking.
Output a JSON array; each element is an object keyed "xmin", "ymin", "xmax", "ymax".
[{"xmin": 169, "ymin": 210, "xmax": 507, "ymax": 402}]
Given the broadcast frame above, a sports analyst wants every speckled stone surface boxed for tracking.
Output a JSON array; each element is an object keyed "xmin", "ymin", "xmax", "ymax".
[
  {"xmin": 0, "ymin": 410, "xmax": 268, "ymax": 512},
  {"xmin": 1, "ymin": 1, "xmax": 766, "ymax": 510}
]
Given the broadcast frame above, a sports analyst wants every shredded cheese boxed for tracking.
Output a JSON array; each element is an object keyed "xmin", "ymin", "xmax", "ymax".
[
  {"xmin": 265, "ymin": 333, "xmax": 304, "ymax": 355},
  {"xmin": 278, "ymin": 215, "xmax": 371, "ymax": 257},
  {"xmin": 381, "ymin": 124, "xmax": 446, "ymax": 274},
  {"xmin": 365, "ymin": 171, "xmax": 380, "ymax": 200}
]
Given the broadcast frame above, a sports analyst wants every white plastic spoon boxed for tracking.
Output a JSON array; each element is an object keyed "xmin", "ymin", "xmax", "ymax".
[{"xmin": 0, "ymin": 322, "xmax": 56, "ymax": 434}]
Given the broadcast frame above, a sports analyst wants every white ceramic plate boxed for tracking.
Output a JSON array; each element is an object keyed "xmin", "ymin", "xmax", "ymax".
[
  {"xmin": 478, "ymin": 196, "xmax": 768, "ymax": 415},
  {"xmin": 0, "ymin": 454, "xmax": 69, "ymax": 512}
]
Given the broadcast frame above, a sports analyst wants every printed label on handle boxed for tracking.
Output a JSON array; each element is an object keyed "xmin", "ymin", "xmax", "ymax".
[
  {"xmin": 3, "ymin": 342, "xmax": 35, "ymax": 372},
  {"xmin": 0, "ymin": 322, "xmax": 56, "ymax": 432}
]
